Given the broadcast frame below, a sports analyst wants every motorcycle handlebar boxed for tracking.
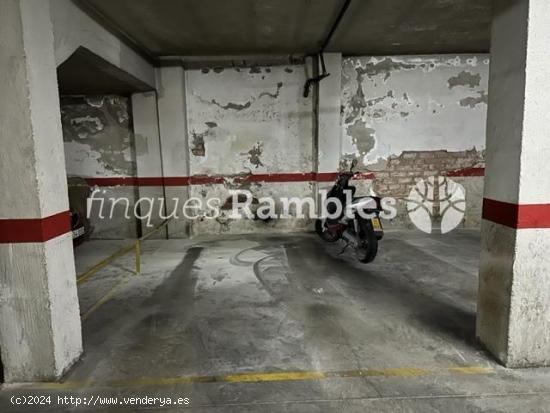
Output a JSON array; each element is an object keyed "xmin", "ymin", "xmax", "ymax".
[
  {"xmin": 338, "ymin": 171, "xmax": 354, "ymax": 180},
  {"xmin": 336, "ymin": 172, "xmax": 354, "ymax": 187}
]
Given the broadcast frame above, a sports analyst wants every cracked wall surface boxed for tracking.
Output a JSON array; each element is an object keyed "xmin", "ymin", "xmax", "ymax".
[
  {"xmin": 341, "ymin": 55, "xmax": 489, "ymax": 229},
  {"xmin": 186, "ymin": 66, "xmax": 312, "ymax": 176},
  {"xmin": 62, "ymin": 95, "xmax": 136, "ymax": 176},
  {"xmin": 60, "ymin": 55, "xmax": 490, "ymax": 237},
  {"xmin": 61, "ymin": 95, "xmax": 139, "ymax": 239},
  {"xmin": 185, "ymin": 65, "xmax": 315, "ymax": 235},
  {"xmin": 341, "ymin": 55, "xmax": 489, "ymax": 169}
]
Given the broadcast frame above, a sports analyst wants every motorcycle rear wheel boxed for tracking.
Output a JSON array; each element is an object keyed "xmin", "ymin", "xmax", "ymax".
[{"xmin": 356, "ymin": 219, "xmax": 378, "ymax": 263}]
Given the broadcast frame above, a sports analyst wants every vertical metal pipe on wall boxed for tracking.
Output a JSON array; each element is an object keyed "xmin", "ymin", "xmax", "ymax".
[
  {"xmin": 311, "ymin": 55, "xmax": 321, "ymax": 214},
  {"xmin": 154, "ymin": 90, "xmax": 170, "ymax": 239}
]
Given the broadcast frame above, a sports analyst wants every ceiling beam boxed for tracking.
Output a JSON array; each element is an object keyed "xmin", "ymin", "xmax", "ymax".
[
  {"xmin": 71, "ymin": 0, "xmax": 159, "ymax": 66},
  {"xmin": 157, "ymin": 55, "xmax": 306, "ymax": 69}
]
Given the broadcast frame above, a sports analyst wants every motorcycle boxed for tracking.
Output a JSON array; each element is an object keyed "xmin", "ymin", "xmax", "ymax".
[
  {"xmin": 315, "ymin": 161, "xmax": 384, "ymax": 263},
  {"xmin": 70, "ymin": 208, "xmax": 88, "ymax": 247}
]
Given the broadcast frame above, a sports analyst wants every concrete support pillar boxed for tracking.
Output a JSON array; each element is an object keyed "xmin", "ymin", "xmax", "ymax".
[
  {"xmin": 131, "ymin": 91, "xmax": 167, "ymax": 237},
  {"xmin": 318, "ymin": 53, "xmax": 343, "ymax": 174},
  {"xmin": 155, "ymin": 66, "xmax": 190, "ymax": 238},
  {"xmin": 0, "ymin": 0, "xmax": 82, "ymax": 381},
  {"xmin": 477, "ymin": 0, "xmax": 550, "ymax": 367},
  {"xmin": 315, "ymin": 53, "xmax": 343, "ymax": 210}
]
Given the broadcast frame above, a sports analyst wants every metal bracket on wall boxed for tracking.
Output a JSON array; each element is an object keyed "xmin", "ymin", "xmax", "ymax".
[{"xmin": 303, "ymin": 53, "xmax": 330, "ymax": 98}]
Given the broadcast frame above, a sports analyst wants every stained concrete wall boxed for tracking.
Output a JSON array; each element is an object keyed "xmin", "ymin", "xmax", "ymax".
[
  {"xmin": 185, "ymin": 64, "xmax": 315, "ymax": 234},
  {"xmin": 60, "ymin": 54, "xmax": 489, "ymax": 237},
  {"xmin": 167, "ymin": 55, "xmax": 489, "ymax": 235},
  {"xmin": 61, "ymin": 95, "xmax": 139, "ymax": 239},
  {"xmin": 132, "ymin": 91, "xmax": 167, "ymax": 237},
  {"xmin": 477, "ymin": 0, "xmax": 550, "ymax": 368},
  {"xmin": 0, "ymin": 0, "xmax": 82, "ymax": 382},
  {"xmin": 341, "ymin": 55, "xmax": 489, "ymax": 228},
  {"xmin": 50, "ymin": 0, "xmax": 157, "ymax": 239},
  {"xmin": 156, "ymin": 66, "xmax": 190, "ymax": 238}
]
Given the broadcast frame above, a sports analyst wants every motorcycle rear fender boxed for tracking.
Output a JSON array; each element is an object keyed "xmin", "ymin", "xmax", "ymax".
[{"xmin": 349, "ymin": 196, "xmax": 379, "ymax": 211}]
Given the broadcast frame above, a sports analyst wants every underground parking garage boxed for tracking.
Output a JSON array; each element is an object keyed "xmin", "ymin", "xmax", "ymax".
[{"xmin": 1, "ymin": 0, "xmax": 550, "ymax": 411}]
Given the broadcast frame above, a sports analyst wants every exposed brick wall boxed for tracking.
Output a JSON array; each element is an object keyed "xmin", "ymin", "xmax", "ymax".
[{"xmin": 372, "ymin": 149, "xmax": 485, "ymax": 198}]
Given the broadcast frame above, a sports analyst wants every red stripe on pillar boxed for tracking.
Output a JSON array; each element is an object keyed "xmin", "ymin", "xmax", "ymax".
[
  {"xmin": 0, "ymin": 211, "xmax": 71, "ymax": 243},
  {"xmin": 482, "ymin": 198, "xmax": 550, "ymax": 229}
]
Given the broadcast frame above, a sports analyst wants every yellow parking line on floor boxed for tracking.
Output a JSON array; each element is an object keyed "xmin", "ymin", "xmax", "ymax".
[
  {"xmin": 76, "ymin": 244, "xmax": 136, "ymax": 285},
  {"xmin": 80, "ymin": 276, "xmax": 130, "ymax": 321},
  {"xmin": 35, "ymin": 365, "xmax": 494, "ymax": 390},
  {"xmin": 76, "ymin": 220, "xmax": 171, "ymax": 285},
  {"xmin": 448, "ymin": 366, "xmax": 493, "ymax": 375},
  {"xmin": 223, "ymin": 371, "xmax": 327, "ymax": 383},
  {"xmin": 364, "ymin": 367, "xmax": 428, "ymax": 377}
]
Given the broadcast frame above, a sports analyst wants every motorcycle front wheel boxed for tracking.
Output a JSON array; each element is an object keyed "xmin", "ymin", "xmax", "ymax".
[{"xmin": 356, "ymin": 219, "xmax": 378, "ymax": 263}]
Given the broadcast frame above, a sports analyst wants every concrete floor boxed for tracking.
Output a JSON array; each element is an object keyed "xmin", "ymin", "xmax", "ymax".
[
  {"xmin": 2, "ymin": 230, "xmax": 550, "ymax": 412},
  {"xmin": 73, "ymin": 239, "xmax": 132, "ymax": 275}
]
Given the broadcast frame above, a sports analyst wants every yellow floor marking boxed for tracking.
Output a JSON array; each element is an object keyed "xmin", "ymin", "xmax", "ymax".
[
  {"xmin": 33, "ymin": 365, "xmax": 493, "ymax": 390},
  {"xmin": 222, "ymin": 371, "xmax": 326, "ymax": 383},
  {"xmin": 448, "ymin": 366, "xmax": 494, "ymax": 375},
  {"xmin": 80, "ymin": 276, "xmax": 129, "ymax": 321},
  {"xmin": 76, "ymin": 220, "xmax": 170, "ymax": 285},
  {"xmin": 361, "ymin": 367, "xmax": 429, "ymax": 377},
  {"xmin": 77, "ymin": 244, "xmax": 136, "ymax": 285}
]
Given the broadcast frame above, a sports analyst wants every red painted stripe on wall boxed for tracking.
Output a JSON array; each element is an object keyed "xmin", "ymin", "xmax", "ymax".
[
  {"xmin": 83, "ymin": 172, "xmax": 377, "ymax": 187},
  {"xmin": 82, "ymin": 168, "xmax": 478, "ymax": 188},
  {"xmin": 482, "ymin": 198, "xmax": 550, "ymax": 229},
  {"xmin": 85, "ymin": 177, "xmax": 139, "ymax": 186},
  {"xmin": 0, "ymin": 211, "xmax": 71, "ymax": 243},
  {"xmin": 85, "ymin": 177, "xmax": 187, "ymax": 186}
]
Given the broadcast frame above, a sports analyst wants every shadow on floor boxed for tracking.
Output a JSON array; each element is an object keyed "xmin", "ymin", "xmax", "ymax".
[
  {"xmin": 301, "ymin": 235, "xmax": 481, "ymax": 350},
  {"xmin": 0, "ymin": 350, "xmax": 3, "ymax": 383},
  {"xmin": 65, "ymin": 247, "xmax": 204, "ymax": 382}
]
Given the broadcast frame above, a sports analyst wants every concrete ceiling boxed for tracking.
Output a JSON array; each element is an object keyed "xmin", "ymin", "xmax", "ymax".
[
  {"xmin": 330, "ymin": 0, "xmax": 492, "ymax": 55},
  {"xmin": 77, "ymin": 0, "xmax": 492, "ymax": 58}
]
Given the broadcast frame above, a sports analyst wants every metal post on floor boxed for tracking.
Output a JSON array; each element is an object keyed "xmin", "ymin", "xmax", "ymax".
[{"xmin": 135, "ymin": 240, "xmax": 141, "ymax": 275}]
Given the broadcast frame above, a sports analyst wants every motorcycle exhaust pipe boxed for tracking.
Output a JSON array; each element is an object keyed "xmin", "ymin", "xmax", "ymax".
[{"xmin": 342, "ymin": 229, "xmax": 358, "ymax": 247}]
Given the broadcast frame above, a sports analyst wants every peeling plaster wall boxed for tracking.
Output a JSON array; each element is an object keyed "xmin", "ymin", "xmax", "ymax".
[
  {"xmin": 341, "ymin": 55, "xmax": 489, "ymax": 228},
  {"xmin": 61, "ymin": 95, "xmax": 139, "ymax": 239},
  {"xmin": 185, "ymin": 64, "xmax": 314, "ymax": 234}
]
